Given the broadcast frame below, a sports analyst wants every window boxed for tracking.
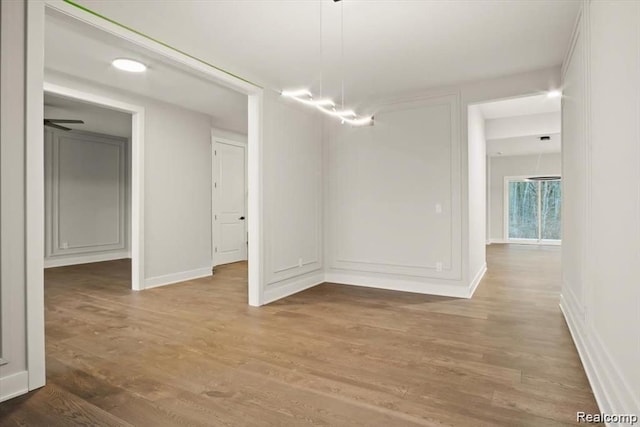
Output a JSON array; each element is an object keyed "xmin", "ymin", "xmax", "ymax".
[{"xmin": 506, "ymin": 177, "xmax": 561, "ymax": 243}]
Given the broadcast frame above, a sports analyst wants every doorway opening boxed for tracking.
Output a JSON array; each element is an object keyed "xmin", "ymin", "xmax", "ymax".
[
  {"xmin": 25, "ymin": 0, "xmax": 265, "ymax": 391},
  {"xmin": 43, "ymin": 90, "xmax": 141, "ymax": 291},
  {"xmin": 469, "ymin": 92, "xmax": 562, "ymax": 247}
]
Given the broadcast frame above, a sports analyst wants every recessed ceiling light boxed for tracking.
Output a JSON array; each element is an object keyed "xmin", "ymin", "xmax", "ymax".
[
  {"xmin": 112, "ymin": 58, "xmax": 147, "ymax": 73},
  {"xmin": 547, "ymin": 90, "xmax": 562, "ymax": 98}
]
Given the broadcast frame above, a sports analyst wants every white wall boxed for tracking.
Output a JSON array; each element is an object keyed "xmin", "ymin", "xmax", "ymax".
[
  {"xmin": 261, "ymin": 91, "xmax": 324, "ymax": 304},
  {"xmin": 0, "ymin": 0, "xmax": 29, "ymax": 402},
  {"xmin": 325, "ymin": 94, "xmax": 468, "ymax": 296},
  {"xmin": 324, "ymin": 66, "xmax": 561, "ymax": 298},
  {"xmin": 45, "ymin": 71, "xmax": 215, "ymax": 288},
  {"xmin": 488, "ymin": 153, "xmax": 561, "ymax": 242},
  {"xmin": 467, "ymin": 105, "xmax": 486, "ymax": 280},
  {"xmin": 561, "ymin": 1, "xmax": 640, "ymax": 419},
  {"xmin": 44, "ymin": 129, "xmax": 130, "ymax": 268}
]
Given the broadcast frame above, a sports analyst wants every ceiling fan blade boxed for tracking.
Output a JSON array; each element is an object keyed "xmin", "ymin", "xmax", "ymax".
[
  {"xmin": 44, "ymin": 122, "xmax": 72, "ymax": 131},
  {"xmin": 44, "ymin": 119, "xmax": 84, "ymax": 124}
]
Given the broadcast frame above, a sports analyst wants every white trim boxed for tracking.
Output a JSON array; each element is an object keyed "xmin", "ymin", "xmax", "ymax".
[
  {"xmin": 247, "ymin": 93, "xmax": 264, "ymax": 306},
  {"xmin": 25, "ymin": 0, "xmax": 46, "ymax": 392},
  {"xmin": 486, "ymin": 154, "xmax": 492, "ymax": 242},
  {"xmin": 488, "ymin": 239, "xmax": 509, "ymax": 244},
  {"xmin": 43, "ymin": 83, "xmax": 145, "ymax": 291},
  {"xmin": 468, "ymin": 262, "xmax": 487, "ymax": 298},
  {"xmin": 44, "ymin": 251, "xmax": 129, "ymax": 268},
  {"xmin": 560, "ymin": 295, "xmax": 639, "ymax": 424},
  {"xmin": 211, "ymin": 135, "xmax": 248, "ymax": 268},
  {"xmin": 0, "ymin": 371, "xmax": 29, "ymax": 403},
  {"xmin": 144, "ymin": 267, "xmax": 212, "ymax": 290},
  {"xmin": 263, "ymin": 273, "xmax": 324, "ymax": 305},
  {"xmin": 487, "ymin": 238, "xmax": 561, "ymax": 246},
  {"xmin": 325, "ymin": 273, "xmax": 476, "ymax": 299},
  {"xmin": 507, "ymin": 239, "xmax": 561, "ymax": 246}
]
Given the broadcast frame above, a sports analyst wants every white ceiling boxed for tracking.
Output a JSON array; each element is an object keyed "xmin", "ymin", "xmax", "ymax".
[
  {"xmin": 487, "ymin": 133, "xmax": 561, "ymax": 157},
  {"xmin": 45, "ymin": 93, "xmax": 132, "ymax": 139},
  {"xmin": 479, "ymin": 94, "xmax": 561, "ymax": 119},
  {"xmin": 45, "ymin": 9, "xmax": 248, "ymax": 134},
  {"xmin": 75, "ymin": 0, "xmax": 580, "ymax": 109},
  {"xmin": 480, "ymin": 93, "xmax": 562, "ymax": 156}
]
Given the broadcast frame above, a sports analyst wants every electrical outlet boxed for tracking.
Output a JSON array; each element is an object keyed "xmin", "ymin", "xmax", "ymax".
[
  {"xmin": 298, "ymin": 258, "xmax": 303, "ymax": 268},
  {"xmin": 436, "ymin": 262, "xmax": 443, "ymax": 272},
  {"xmin": 435, "ymin": 203, "xmax": 442, "ymax": 214}
]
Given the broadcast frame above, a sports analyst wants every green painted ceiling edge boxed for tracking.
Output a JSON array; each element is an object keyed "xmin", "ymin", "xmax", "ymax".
[{"xmin": 62, "ymin": 0, "xmax": 262, "ymax": 89}]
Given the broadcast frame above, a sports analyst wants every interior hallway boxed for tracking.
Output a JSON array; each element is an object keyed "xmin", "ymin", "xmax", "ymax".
[{"xmin": 0, "ymin": 245, "xmax": 599, "ymax": 426}]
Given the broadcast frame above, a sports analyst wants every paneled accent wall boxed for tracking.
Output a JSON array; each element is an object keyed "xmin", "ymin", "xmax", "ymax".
[
  {"xmin": 44, "ymin": 129, "xmax": 128, "ymax": 267},
  {"xmin": 261, "ymin": 91, "xmax": 324, "ymax": 303},
  {"xmin": 560, "ymin": 1, "xmax": 640, "ymax": 417},
  {"xmin": 325, "ymin": 94, "xmax": 467, "ymax": 297}
]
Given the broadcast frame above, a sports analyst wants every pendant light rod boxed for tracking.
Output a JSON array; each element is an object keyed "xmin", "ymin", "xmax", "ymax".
[
  {"xmin": 341, "ymin": 0, "xmax": 345, "ymax": 110},
  {"xmin": 279, "ymin": 0, "xmax": 373, "ymax": 127}
]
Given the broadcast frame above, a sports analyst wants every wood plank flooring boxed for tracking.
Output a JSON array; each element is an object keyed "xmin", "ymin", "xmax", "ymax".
[{"xmin": 0, "ymin": 245, "xmax": 600, "ymax": 426}]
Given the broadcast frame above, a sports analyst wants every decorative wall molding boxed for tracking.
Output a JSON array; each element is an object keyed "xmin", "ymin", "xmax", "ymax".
[
  {"xmin": 327, "ymin": 93, "xmax": 462, "ymax": 283},
  {"xmin": 45, "ymin": 129, "xmax": 128, "ymax": 262},
  {"xmin": 263, "ymin": 272, "xmax": 324, "ymax": 305},
  {"xmin": 264, "ymin": 97, "xmax": 323, "ymax": 288},
  {"xmin": 560, "ymin": 295, "xmax": 638, "ymax": 421},
  {"xmin": 559, "ymin": 2, "xmax": 640, "ymax": 418}
]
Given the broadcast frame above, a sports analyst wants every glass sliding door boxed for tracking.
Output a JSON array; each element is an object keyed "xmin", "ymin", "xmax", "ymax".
[
  {"xmin": 506, "ymin": 177, "xmax": 561, "ymax": 244},
  {"xmin": 508, "ymin": 180, "xmax": 539, "ymax": 239},
  {"xmin": 540, "ymin": 180, "xmax": 561, "ymax": 241}
]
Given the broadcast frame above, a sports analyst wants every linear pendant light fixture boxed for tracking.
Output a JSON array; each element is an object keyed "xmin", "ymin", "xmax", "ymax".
[
  {"xmin": 281, "ymin": 90, "xmax": 373, "ymax": 125},
  {"xmin": 281, "ymin": 0, "xmax": 373, "ymax": 126}
]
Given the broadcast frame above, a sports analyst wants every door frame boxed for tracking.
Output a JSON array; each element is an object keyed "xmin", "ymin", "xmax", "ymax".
[
  {"xmin": 44, "ymin": 82, "xmax": 145, "ymax": 290},
  {"xmin": 25, "ymin": 0, "xmax": 266, "ymax": 392},
  {"xmin": 503, "ymin": 174, "xmax": 562, "ymax": 245},
  {"xmin": 211, "ymin": 135, "xmax": 248, "ymax": 268}
]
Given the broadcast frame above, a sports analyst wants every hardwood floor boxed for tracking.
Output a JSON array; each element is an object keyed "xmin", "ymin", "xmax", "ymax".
[{"xmin": 0, "ymin": 245, "xmax": 600, "ymax": 426}]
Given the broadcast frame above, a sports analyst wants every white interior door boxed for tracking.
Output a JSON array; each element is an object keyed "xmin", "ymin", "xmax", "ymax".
[{"xmin": 213, "ymin": 139, "xmax": 247, "ymax": 265}]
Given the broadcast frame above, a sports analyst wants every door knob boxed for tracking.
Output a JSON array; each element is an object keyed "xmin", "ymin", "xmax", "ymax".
[{"xmin": 239, "ymin": 216, "xmax": 245, "ymax": 220}]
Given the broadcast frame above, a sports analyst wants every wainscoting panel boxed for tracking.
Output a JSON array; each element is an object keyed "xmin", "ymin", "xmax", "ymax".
[{"xmin": 45, "ymin": 129, "xmax": 128, "ymax": 262}]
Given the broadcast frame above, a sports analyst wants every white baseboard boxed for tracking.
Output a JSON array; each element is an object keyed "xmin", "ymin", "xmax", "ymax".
[
  {"xmin": 44, "ymin": 251, "xmax": 129, "ymax": 268},
  {"xmin": 468, "ymin": 263, "xmax": 487, "ymax": 298},
  {"xmin": 0, "ymin": 371, "xmax": 29, "ymax": 403},
  {"xmin": 325, "ymin": 272, "xmax": 473, "ymax": 299},
  {"xmin": 263, "ymin": 272, "xmax": 324, "ymax": 305},
  {"xmin": 488, "ymin": 238, "xmax": 509, "ymax": 244},
  {"xmin": 560, "ymin": 294, "xmax": 639, "ymax": 425},
  {"xmin": 144, "ymin": 267, "xmax": 212, "ymax": 290},
  {"xmin": 488, "ymin": 239, "xmax": 561, "ymax": 246}
]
